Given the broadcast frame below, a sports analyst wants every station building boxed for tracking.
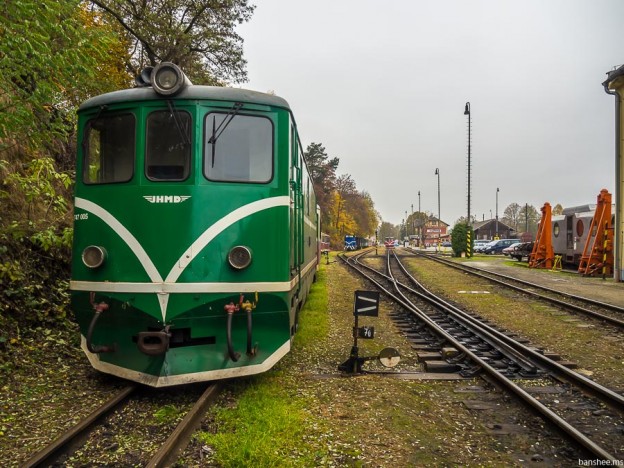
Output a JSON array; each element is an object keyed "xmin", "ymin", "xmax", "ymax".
[
  {"xmin": 422, "ymin": 216, "xmax": 449, "ymax": 246},
  {"xmin": 472, "ymin": 219, "xmax": 516, "ymax": 240}
]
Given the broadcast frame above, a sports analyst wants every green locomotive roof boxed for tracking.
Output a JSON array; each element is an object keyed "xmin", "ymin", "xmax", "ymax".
[{"xmin": 78, "ymin": 85, "xmax": 291, "ymax": 112}]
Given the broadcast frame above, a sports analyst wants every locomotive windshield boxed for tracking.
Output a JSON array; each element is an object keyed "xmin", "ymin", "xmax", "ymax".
[
  {"xmin": 83, "ymin": 113, "xmax": 135, "ymax": 184},
  {"xmin": 204, "ymin": 113, "xmax": 273, "ymax": 183},
  {"xmin": 145, "ymin": 110, "xmax": 191, "ymax": 181}
]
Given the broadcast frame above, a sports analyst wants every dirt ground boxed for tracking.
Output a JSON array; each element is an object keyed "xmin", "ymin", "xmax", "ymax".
[{"xmin": 2, "ymin": 251, "xmax": 622, "ymax": 467}]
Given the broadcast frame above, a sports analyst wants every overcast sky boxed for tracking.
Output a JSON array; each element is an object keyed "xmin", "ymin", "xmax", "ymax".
[{"xmin": 236, "ymin": 0, "xmax": 623, "ymax": 227}]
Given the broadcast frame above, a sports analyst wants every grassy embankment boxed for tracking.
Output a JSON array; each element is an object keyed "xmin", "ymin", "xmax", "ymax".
[{"xmin": 193, "ymin": 267, "xmax": 332, "ymax": 466}]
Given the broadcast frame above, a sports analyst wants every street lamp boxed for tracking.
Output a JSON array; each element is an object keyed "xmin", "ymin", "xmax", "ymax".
[
  {"xmin": 418, "ymin": 190, "xmax": 422, "ymax": 247},
  {"xmin": 496, "ymin": 187, "xmax": 500, "ymax": 239},
  {"xmin": 435, "ymin": 168, "xmax": 440, "ymax": 247},
  {"xmin": 405, "ymin": 210, "xmax": 407, "ymax": 232},
  {"xmin": 464, "ymin": 102, "xmax": 471, "ymax": 224},
  {"xmin": 410, "ymin": 204, "xmax": 414, "ymax": 240},
  {"xmin": 405, "ymin": 210, "xmax": 408, "ymax": 241}
]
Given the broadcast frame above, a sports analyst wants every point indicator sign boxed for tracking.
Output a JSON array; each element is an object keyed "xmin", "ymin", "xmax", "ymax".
[{"xmin": 353, "ymin": 290, "xmax": 379, "ymax": 317}]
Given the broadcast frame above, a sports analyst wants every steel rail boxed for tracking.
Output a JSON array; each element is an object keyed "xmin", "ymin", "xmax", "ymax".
[
  {"xmin": 339, "ymin": 252, "xmax": 620, "ymax": 461},
  {"xmin": 23, "ymin": 385, "xmax": 137, "ymax": 467},
  {"xmin": 351, "ymin": 251, "xmax": 539, "ymax": 374},
  {"xmin": 411, "ymin": 250, "xmax": 624, "ymax": 328},
  {"xmin": 390, "ymin": 251, "xmax": 624, "ymax": 411},
  {"xmin": 147, "ymin": 383, "xmax": 221, "ymax": 467}
]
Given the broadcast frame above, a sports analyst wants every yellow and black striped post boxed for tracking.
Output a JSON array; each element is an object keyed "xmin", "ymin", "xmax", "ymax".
[
  {"xmin": 602, "ymin": 221, "xmax": 608, "ymax": 280},
  {"xmin": 466, "ymin": 229, "xmax": 472, "ymax": 258}
]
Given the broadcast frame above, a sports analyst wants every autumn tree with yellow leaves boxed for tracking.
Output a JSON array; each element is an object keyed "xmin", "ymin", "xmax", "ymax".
[{"xmin": 303, "ymin": 144, "xmax": 379, "ymax": 249}]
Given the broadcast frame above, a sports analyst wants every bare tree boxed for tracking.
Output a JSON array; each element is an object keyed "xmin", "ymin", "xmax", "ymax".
[
  {"xmin": 502, "ymin": 202, "xmax": 522, "ymax": 231},
  {"xmin": 89, "ymin": 0, "xmax": 254, "ymax": 84}
]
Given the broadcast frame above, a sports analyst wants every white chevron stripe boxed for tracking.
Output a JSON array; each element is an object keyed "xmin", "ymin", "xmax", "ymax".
[
  {"xmin": 166, "ymin": 196, "xmax": 290, "ymax": 283},
  {"xmin": 74, "ymin": 195, "xmax": 293, "ymax": 320},
  {"xmin": 75, "ymin": 198, "xmax": 162, "ymax": 282}
]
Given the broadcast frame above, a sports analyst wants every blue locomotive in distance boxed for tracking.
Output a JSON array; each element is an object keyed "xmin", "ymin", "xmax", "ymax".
[
  {"xmin": 344, "ymin": 235, "xmax": 369, "ymax": 251},
  {"xmin": 344, "ymin": 236, "xmax": 357, "ymax": 250}
]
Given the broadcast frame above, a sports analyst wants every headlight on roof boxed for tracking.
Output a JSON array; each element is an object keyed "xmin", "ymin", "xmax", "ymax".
[
  {"xmin": 151, "ymin": 62, "xmax": 189, "ymax": 96},
  {"xmin": 82, "ymin": 245, "xmax": 107, "ymax": 269}
]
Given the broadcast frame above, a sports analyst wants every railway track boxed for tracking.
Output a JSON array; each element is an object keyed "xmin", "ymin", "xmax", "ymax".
[
  {"xmin": 339, "ymin": 249, "xmax": 624, "ymax": 462},
  {"xmin": 407, "ymin": 248, "xmax": 624, "ymax": 329},
  {"xmin": 23, "ymin": 383, "xmax": 220, "ymax": 467}
]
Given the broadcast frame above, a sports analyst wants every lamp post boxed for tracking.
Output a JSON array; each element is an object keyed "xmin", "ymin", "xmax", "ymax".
[
  {"xmin": 435, "ymin": 168, "xmax": 440, "ymax": 248},
  {"xmin": 464, "ymin": 102, "xmax": 471, "ymax": 224},
  {"xmin": 418, "ymin": 191, "xmax": 421, "ymax": 247},
  {"xmin": 410, "ymin": 204, "xmax": 414, "ymax": 241},
  {"xmin": 404, "ymin": 210, "xmax": 408, "ymax": 242},
  {"xmin": 496, "ymin": 187, "xmax": 500, "ymax": 239}
]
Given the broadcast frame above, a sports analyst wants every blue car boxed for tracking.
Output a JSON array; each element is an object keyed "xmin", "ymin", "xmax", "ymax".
[{"xmin": 483, "ymin": 239, "xmax": 521, "ymax": 255}]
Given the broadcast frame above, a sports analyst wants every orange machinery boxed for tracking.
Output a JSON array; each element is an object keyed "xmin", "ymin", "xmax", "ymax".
[
  {"xmin": 529, "ymin": 202, "xmax": 554, "ymax": 269},
  {"xmin": 578, "ymin": 189, "xmax": 614, "ymax": 277}
]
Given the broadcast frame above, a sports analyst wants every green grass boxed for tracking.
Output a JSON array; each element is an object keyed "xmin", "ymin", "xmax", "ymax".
[
  {"xmin": 194, "ymin": 266, "xmax": 331, "ymax": 467},
  {"xmin": 293, "ymin": 267, "xmax": 329, "ymax": 348},
  {"xmin": 197, "ymin": 376, "xmax": 322, "ymax": 467},
  {"xmin": 153, "ymin": 404, "xmax": 182, "ymax": 424}
]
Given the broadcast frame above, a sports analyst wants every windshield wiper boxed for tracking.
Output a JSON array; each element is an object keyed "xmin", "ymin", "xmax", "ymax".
[
  {"xmin": 209, "ymin": 102, "xmax": 243, "ymax": 167},
  {"xmin": 167, "ymin": 100, "xmax": 190, "ymax": 146}
]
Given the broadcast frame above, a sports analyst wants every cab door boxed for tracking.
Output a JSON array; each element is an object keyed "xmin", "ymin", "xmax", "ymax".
[{"xmin": 289, "ymin": 125, "xmax": 302, "ymax": 283}]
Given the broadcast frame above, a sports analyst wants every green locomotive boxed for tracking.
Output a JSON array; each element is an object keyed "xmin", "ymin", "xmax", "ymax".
[{"xmin": 71, "ymin": 63, "xmax": 319, "ymax": 386}]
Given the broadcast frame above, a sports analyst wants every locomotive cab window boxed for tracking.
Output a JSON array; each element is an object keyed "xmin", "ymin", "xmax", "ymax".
[
  {"xmin": 204, "ymin": 113, "xmax": 273, "ymax": 183},
  {"xmin": 146, "ymin": 110, "xmax": 191, "ymax": 181},
  {"xmin": 83, "ymin": 113, "xmax": 135, "ymax": 184}
]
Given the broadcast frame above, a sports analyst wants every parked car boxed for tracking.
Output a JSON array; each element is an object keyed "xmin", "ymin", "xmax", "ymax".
[
  {"xmin": 504, "ymin": 241, "xmax": 534, "ymax": 261},
  {"xmin": 483, "ymin": 239, "xmax": 521, "ymax": 255},
  {"xmin": 474, "ymin": 240, "xmax": 491, "ymax": 253},
  {"xmin": 441, "ymin": 241, "xmax": 452, "ymax": 247},
  {"xmin": 502, "ymin": 244, "xmax": 518, "ymax": 256}
]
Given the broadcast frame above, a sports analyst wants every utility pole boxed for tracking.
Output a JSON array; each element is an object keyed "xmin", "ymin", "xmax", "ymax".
[
  {"xmin": 435, "ymin": 168, "xmax": 440, "ymax": 248},
  {"xmin": 464, "ymin": 102, "xmax": 472, "ymax": 225}
]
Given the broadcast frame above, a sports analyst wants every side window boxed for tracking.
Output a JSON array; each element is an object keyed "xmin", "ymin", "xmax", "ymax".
[
  {"xmin": 306, "ymin": 177, "xmax": 310, "ymax": 215},
  {"xmin": 204, "ymin": 113, "xmax": 273, "ymax": 183},
  {"xmin": 146, "ymin": 110, "xmax": 191, "ymax": 181},
  {"xmin": 84, "ymin": 114, "xmax": 135, "ymax": 184}
]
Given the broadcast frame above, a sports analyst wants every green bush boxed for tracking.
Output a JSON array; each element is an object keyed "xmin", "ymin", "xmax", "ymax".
[{"xmin": 451, "ymin": 222, "xmax": 473, "ymax": 257}]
